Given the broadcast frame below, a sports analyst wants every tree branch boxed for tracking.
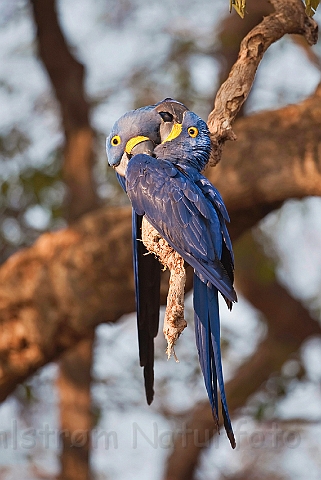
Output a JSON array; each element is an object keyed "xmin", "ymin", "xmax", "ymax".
[
  {"xmin": 206, "ymin": 83, "xmax": 321, "ymax": 240},
  {"xmin": 1, "ymin": 80, "xmax": 321, "ymax": 400},
  {"xmin": 207, "ymin": 0, "xmax": 318, "ymax": 165},
  {"xmin": 0, "ymin": 207, "xmax": 134, "ymax": 401}
]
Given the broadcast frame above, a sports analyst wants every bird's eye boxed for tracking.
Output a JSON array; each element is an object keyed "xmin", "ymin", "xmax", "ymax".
[
  {"xmin": 188, "ymin": 127, "xmax": 198, "ymax": 138},
  {"xmin": 111, "ymin": 135, "xmax": 121, "ymax": 146}
]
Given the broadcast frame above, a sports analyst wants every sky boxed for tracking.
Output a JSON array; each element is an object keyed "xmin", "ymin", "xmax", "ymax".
[{"xmin": 0, "ymin": 0, "xmax": 321, "ymax": 479}]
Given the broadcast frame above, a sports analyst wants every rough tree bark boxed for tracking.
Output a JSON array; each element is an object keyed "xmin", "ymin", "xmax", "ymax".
[
  {"xmin": 216, "ymin": 0, "xmax": 273, "ymax": 84},
  {"xmin": 207, "ymin": 0, "xmax": 318, "ymax": 165}
]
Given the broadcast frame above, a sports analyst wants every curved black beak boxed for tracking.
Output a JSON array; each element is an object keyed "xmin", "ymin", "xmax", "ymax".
[{"xmin": 115, "ymin": 139, "xmax": 155, "ymax": 176}]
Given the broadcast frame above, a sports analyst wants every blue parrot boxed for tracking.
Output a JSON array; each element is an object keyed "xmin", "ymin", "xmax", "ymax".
[
  {"xmin": 106, "ymin": 99, "xmax": 188, "ymax": 405},
  {"xmin": 107, "ymin": 104, "xmax": 236, "ymax": 448}
]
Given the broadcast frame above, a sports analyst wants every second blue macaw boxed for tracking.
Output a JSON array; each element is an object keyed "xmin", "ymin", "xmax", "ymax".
[
  {"xmin": 106, "ymin": 99, "xmax": 188, "ymax": 405},
  {"xmin": 107, "ymin": 104, "xmax": 236, "ymax": 447}
]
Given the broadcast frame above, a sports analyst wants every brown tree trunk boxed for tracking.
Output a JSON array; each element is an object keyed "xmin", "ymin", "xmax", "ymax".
[
  {"xmin": 30, "ymin": 0, "xmax": 99, "ymax": 221},
  {"xmin": 30, "ymin": 2, "xmax": 100, "ymax": 479},
  {"xmin": 56, "ymin": 334, "xmax": 94, "ymax": 480}
]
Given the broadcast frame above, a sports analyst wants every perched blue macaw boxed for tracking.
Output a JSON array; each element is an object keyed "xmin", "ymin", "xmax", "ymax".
[
  {"xmin": 107, "ymin": 103, "xmax": 236, "ymax": 447},
  {"xmin": 106, "ymin": 99, "xmax": 188, "ymax": 405}
]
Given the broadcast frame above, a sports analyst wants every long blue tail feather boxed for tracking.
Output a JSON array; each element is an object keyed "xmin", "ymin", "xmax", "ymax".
[
  {"xmin": 194, "ymin": 274, "xmax": 219, "ymax": 424},
  {"xmin": 132, "ymin": 210, "xmax": 161, "ymax": 405},
  {"xmin": 116, "ymin": 172, "xmax": 161, "ymax": 404},
  {"xmin": 193, "ymin": 273, "xmax": 236, "ymax": 448},
  {"xmin": 208, "ymin": 283, "xmax": 235, "ymax": 447}
]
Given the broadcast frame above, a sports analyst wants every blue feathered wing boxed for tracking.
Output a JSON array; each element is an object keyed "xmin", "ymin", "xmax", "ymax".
[{"xmin": 126, "ymin": 154, "xmax": 236, "ymax": 447}]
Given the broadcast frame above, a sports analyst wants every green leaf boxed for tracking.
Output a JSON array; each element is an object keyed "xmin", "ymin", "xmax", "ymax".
[
  {"xmin": 305, "ymin": 0, "xmax": 321, "ymax": 16},
  {"xmin": 229, "ymin": 0, "xmax": 246, "ymax": 18}
]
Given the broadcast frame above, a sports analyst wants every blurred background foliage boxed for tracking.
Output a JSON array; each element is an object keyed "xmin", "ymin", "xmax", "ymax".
[{"xmin": 1, "ymin": 0, "xmax": 321, "ymax": 479}]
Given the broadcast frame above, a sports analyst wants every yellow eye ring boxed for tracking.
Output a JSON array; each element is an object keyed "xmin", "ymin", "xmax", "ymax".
[
  {"xmin": 111, "ymin": 135, "xmax": 121, "ymax": 146},
  {"xmin": 188, "ymin": 126, "xmax": 198, "ymax": 138}
]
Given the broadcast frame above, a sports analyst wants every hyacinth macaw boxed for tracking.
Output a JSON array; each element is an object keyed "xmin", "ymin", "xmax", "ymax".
[
  {"xmin": 107, "ymin": 103, "xmax": 236, "ymax": 447},
  {"xmin": 106, "ymin": 99, "xmax": 188, "ymax": 405}
]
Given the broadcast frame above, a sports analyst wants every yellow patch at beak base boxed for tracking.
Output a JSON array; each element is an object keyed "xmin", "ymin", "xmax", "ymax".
[
  {"xmin": 162, "ymin": 123, "xmax": 182, "ymax": 143},
  {"xmin": 125, "ymin": 136, "xmax": 150, "ymax": 154}
]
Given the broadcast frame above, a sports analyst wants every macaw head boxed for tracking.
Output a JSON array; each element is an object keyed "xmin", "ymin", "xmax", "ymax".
[
  {"xmin": 106, "ymin": 98, "xmax": 188, "ymax": 176},
  {"xmin": 154, "ymin": 110, "xmax": 211, "ymax": 172}
]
